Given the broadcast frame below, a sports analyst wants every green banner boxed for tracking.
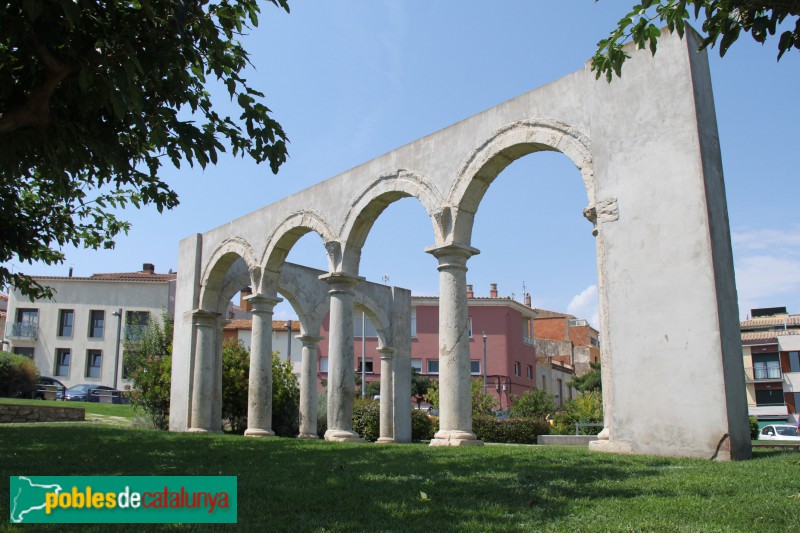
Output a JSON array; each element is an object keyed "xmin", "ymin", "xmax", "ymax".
[{"xmin": 9, "ymin": 476, "xmax": 237, "ymax": 524}]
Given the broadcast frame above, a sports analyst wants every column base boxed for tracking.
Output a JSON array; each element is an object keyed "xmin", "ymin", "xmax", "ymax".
[
  {"xmin": 244, "ymin": 428, "xmax": 276, "ymax": 438},
  {"xmin": 588, "ymin": 439, "xmax": 633, "ymax": 454},
  {"xmin": 324, "ymin": 429, "xmax": 364, "ymax": 442},
  {"xmin": 186, "ymin": 427, "xmax": 212, "ymax": 434},
  {"xmin": 376, "ymin": 437, "xmax": 396, "ymax": 444},
  {"xmin": 429, "ymin": 429, "xmax": 483, "ymax": 447},
  {"xmin": 297, "ymin": 432, "xmax": 320, "ymax": 440}
]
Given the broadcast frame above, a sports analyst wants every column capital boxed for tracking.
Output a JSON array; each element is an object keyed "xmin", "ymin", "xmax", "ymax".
[
  {"xmin": 425, "ymin": 243, "xmax": 480, "ymax": 266},
  {"xmin": 377, "ymin": 346, "xmax": 395, "ymax": 359},
  {"xmin": 296, "ymin": 334, "xmax": 324, "ymax": 347},
  {"xmin": 245, "ymin": 293, "xmax": 282, "ymax": 313},
  {"xmin": 319, "ymin": 272, "xmax": 364, "ymax": 294},
  {"xmin": 190, "ymin": 309, "xmax": 220, "ymax": 326}
]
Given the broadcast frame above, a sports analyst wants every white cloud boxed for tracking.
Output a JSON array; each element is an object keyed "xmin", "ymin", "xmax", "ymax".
[
  {"xmin": 731, "ymin": 227, "xmax": 800, "ymax": 255},
  {"xmin": 567, "ymin": 284, "xmax": 599, "ymax": 328}
]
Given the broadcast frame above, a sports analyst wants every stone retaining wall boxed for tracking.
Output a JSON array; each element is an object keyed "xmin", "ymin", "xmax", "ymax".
[
  {"xmin": 0, "ymin": 404, "xmax": 85, "ymax": 423},
  {"xmin": 537, "ymin": 435, "xmax": 598, "ymax": 446}
]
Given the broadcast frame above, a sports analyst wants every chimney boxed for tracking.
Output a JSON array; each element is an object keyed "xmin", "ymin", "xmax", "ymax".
[
  {"xmin": 524, "ymin": 292, "xmax": 531, "ymax": 307},
  {"xmin": 240, "ymin": 287, "xmax": 253, "ymax": 312},
  {"xmin": 489, "ymin": 283, "xmax": 498, "ymax": 298},
  {"xmin": 68, "ymin": 267, "xmax": 73, "ymax": 278},
  {"xmin": 466, "ymin": 284, "xmax": 474, "ymax": 298},
  {"xmin": 142, "ymin": 263, "xmax": 155, "ymax": 274}
]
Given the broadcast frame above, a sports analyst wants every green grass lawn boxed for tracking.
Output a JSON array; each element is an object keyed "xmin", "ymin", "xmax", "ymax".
[{"xmin": 2, "ymin": 423, "xmax": 799, "ymax": 532}]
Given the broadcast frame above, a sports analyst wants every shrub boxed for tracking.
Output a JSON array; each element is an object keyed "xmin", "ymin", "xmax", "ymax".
[
  {"xmin": 411, "ymin": 410, "xmax": 436, "ymax": 441},
  {"xmin": 425, "ymin": 378, "xmax": 497, "ymax": 416},
  {"xmin": 352, "ymin": 399, "xmax": 380, "ymax": 441},
  {"xmin": 552, "ymin": 391, "xmax": 604, "ymax": 435},
  {"xmin": 508, "ymin": 389, "xmax": 554, "ymax": 420},
  {"xmin": 0, "ymin": 351, "xmax": 39, "ymax": 398},
  {"xmin": 749, "ymin": 416, "xmax": 759, "ymax": 440},
  {"xmin": 124, "ymin": 312, "xmax": 172, "ymax": 429},
  {"xmin": 317, "ymin": 389, "xmax": 328, "ymax": 437},
  {"xmin": 221, "ymin": 341, "xmax": 300, "ymax": 437},
  {"xmin": 472, "ymin": 416, "xmax": 550, "ymax": 444}
]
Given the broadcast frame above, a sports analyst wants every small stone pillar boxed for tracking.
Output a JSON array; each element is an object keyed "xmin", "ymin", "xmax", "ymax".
[
  {"xmin": 377, "ymin": 346, "xmax": 395, "ymax": 443},
  {"xmin": 320, "ymin": 272, "xmax": 364, "ymax": 442},
  {"xmin": 188, "ymin": 309, "xmax": 220, "ymax": 433},
  {"xmin": 426, "ymin": 244, "xmax": 483, "ymax": 446},
  {"xmin": 297, "ymin": 334, "xmax": 324, "ymax": 439},
  {"xmin": 244, "ymin": 294, "xmax": 282, "ymax": 437}
]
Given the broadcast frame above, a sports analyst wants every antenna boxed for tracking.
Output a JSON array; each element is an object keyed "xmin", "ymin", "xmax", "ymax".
[{"xmin": 382, "ymin": 275, "xmax": 389, "ymax": 285}]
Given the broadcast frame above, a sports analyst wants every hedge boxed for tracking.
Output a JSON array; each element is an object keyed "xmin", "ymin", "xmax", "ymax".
[
  {"xmin": 472, "ymin": 416, "xmax": 550, "ymax": 444},
  {"xmin": 0, "ymin": 351, "xmax": 39, "ymax": 399}
]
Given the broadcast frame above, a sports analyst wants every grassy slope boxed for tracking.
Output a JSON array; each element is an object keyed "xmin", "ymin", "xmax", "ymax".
[{"xmin": 1, "ymin": 424, "xmax": 799, "ymax": 532}]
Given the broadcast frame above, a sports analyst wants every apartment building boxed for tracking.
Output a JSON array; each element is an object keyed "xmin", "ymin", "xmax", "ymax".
[{"xmin": 3, "ymin": 263, "xmax": 176, "ymax": 389}]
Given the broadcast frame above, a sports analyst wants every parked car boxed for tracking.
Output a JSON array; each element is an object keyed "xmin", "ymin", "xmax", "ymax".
[
  {"xmin": 33, "ymin": 376, "xmax": 66, "ymax": 400},
  {"xmin": 62, "ymin": 384, "xmax": 115, "ymax": 402},
  {"xmin": 758, "ymin": 424, "xmax": 800, "ymax": 441}
]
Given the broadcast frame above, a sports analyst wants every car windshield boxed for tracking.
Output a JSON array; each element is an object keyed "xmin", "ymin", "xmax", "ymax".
[
  {"xmin": 69, "ymin": 385, "xmax": 90, "ymax": 392},
  {"xmin": 776, "ymin": 427, "xmax": 799, "ymax": 437}
]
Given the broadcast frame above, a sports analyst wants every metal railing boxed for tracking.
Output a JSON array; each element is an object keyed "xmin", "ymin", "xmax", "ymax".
[
  {"xmin": 5, "ymin": 322, "xmax": 38, "ymax": 340},
  {"xmin": 744, "ymin": 366, "xmax": 782, "ymax": 381}
]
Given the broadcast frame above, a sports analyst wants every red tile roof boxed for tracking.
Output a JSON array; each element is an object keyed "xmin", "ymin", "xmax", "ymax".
[
  {"xmin": 741, "ymin": 329, "xmax": 800, "ymax": 343},
  {"xmin": 0, "ymin": 293, "xmax": 7, "ymax": 300},
  {"xmin": 33, "ymin": 271, "xmax": 177, "ymax": 282},
  {"xmin": 740, "ymin": 315, "xmax": 800, "ymax": 329},
  {"xmin": 224, "ymin": 319, "xmax": 300, "ymax": 332}
]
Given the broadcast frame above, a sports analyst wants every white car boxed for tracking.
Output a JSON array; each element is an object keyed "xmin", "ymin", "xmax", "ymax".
[{"xmin": 758, "ymin": 424, "xmax": 800, "ymax": 441}]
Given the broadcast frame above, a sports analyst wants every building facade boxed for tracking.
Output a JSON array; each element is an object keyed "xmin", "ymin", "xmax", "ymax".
[
  {"xmin": 3, "ymin": 264, "xmax": 176, "ymax": 389},
  {"xmin": 740, "ymin": 307, "xmax": 800, "ymax": 427}
]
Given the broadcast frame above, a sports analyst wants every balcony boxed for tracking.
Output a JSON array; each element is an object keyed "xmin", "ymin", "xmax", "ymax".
[
  {"xmin": 744, "ymin": 366, "xmax": 782, "ymax": 382},
  {"xmin": 6, "ymin": 322, "xmax": 38, "ymax": 340},
  {"xmin": 747, "ymin": 403, "xmax": 789, "ymax": 417}
]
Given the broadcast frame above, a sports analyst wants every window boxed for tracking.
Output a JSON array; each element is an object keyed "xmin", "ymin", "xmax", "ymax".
[
  {"xmin": 353, "ymin": 316, "xmax": 378, "ymax": 337},
  {"xmin": 319, "ymin": 357, "xmax": 328, "ymax": 373},
  {"xmin": 13, "ymin": 347, "xmax": 34, "ymax": 359},
  {"xmin": 569, "ymin": 319, "xmax": 588, "ymax": 327},
  {"xmin": 86, "ymin": 350, "xmax": 102, "ymax": 378},
  {"xmin": 357, "ymin": 357, "xmax": 374, "ymax": 373},
  {"xmin": 125, "ymin": 311, "xmax": 150, "ymax": 341},
  {"xmin": 411, "ymin": 359, "xmax": 422, "ymax": 373},
  {"xmin": 12, "ymin": 309, "xmax": 38, "ymax": 338},
  {"xmin": 468, "ymin": 317, "xmax": 473, "ymax": 337},
  {"xmin": 89, "ymin": 310, "xmax": 105, "ymax": 338},
  {"xmin": 514, "ymin": 361, "xmax": 521, "ymax": 377},
  {"xmin": 58, "ymin": 309, "xmax": 74, "ymax": 337},
  {"xmin": 55, "ymin": 349, "xmax": 71, "ymax": 377},
  {"xmin": 526, "ymin": 365, "xmax": 533, "ymax": 380},
  {"xmin": 753, "ymin": 353, "xmax": 781, "ymax": 379},
  {"xmin": 410, "ymin": 308, "xmax": 417, "ymax": 338},
  {"xmin": 470, "ymin": 360, "xmax": 481, "ymax": 375},
  {"xmin": 790, "ymin": 351, "xmax": 800, "ymax": 373},
  {"xmin": 427, "ymin": 359, "xmax": 439, "ymax": 374}
]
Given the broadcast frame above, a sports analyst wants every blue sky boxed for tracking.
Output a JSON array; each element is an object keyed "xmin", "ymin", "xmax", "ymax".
[{"xmin": 6, "ymin": 2, "xmax": 799, "ymax": 324}]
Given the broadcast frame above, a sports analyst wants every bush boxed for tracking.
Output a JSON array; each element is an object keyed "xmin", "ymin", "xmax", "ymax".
[
  {"xmin": 472, "ymin": 416, "xmax": 550, "ymax": 444},
  {"xmin": 125, "ymin": 312, "xmax": 172, "ymax": 429},
  {"xmin": 317, "ymin": 389, "xmax": 327, "ymax": 437},
  {"xmin": 0, "ymin": 351, "xmax": 39, "ymax": 398},
  {"xmin": 352, "ymin": 399, "xmax": 380, "ymax": 441},
  {"xmin": 425, "ymin": 378, "xmax": 497, "ymax": 416},
  {"xmin": 411, "ymin": 410, "xmax": 436, "ymax": 441},
  {"xmin": 221, "ymin": 341, "xmax": 300, "ymax": 437},
  {"xmin": 552, "ymin": 391, "xmax": 604, "ymax": 435},
  {"xmin": 508, "ymin": 389, "xmax": 554, "ymax": 420},
  {"xmin": 749, "ymin": 416, "xmax": 759, "ymax": 440}
]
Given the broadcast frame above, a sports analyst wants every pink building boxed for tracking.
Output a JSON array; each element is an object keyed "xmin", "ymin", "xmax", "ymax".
[{"xmin": 317, "ymin": 283, "xmax": 539, "ymax": 410}]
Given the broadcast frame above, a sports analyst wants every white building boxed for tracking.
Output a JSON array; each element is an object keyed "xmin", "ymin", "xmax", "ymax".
[{"xmin": 3, "ymin": 263, "xmax": 176, "ymax": 389}]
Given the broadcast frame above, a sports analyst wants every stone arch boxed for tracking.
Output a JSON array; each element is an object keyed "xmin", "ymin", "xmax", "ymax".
[
  {"xmin": 260, "ymin": 209, "xmax": 339, "ymax": 285},
  {"xmin": 353, "ymin": 295, "xmax": 391, "ymax": 351},
  {"xmin": 446, "ymin": 118, "xmax": 594, "ymax": 244},
  {"xmin": 199, "ymin": 237, "xmax": 260, "ymax": 313},
  {"xmin": 338, "ymin": 169, "xmax": 446, "ymax": 274}
]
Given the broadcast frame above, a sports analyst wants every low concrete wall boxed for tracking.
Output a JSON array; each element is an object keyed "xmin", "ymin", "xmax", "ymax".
[
  {"xmin": 538, "ymin": 435, "xmax": 598, "ymax": 446},
  {"xmin": 0, "ymin": 404, "xmax": 85, "ymax": 423}
]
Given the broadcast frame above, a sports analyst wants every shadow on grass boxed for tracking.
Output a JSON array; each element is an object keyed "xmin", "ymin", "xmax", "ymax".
[{"xmin": 0, "ymin": 425, "xmax": 793, "ymax": 532}]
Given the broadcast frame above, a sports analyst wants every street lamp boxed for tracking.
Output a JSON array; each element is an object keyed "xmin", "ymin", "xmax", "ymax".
[{"xmin": 482, "ymin": 330, "xmax": 487, "ymax": 396}]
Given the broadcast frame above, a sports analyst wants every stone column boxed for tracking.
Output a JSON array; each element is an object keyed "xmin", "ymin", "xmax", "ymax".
[
  {"xmin": 320, "ymin": 272, "xmax": 364, "ymax": 442},
  {"xmin": 377, "ymin": 346, "xmax": 395, "ymax": 443},
  {"xmin": 426, "ymin": 243, "xmax": 483, "ymax": 446},
  {"xmin": 188, "ymin": 309, "xmax": 220, "ymax": 433},
  {"xmin": 297, "ymin": 334, "xmax": 323, "ymax": 439},
  {"xmin": 244, "ymin": 294, "xmax": 282, "ymax": 437},
  {"xmin": 212, "ymin": 318, "xmax": 229, "ymax": 433}
]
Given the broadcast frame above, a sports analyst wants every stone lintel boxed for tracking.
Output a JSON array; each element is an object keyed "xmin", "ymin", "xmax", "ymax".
[
  {"xmin": 424, "ymin": 242, "xmax": 480, "ymax": 261},
  {"xmin": 296, "ymin": 334, "xmax": 324, "ymax": 345},
  {"xmin": 377, "ymin": 346, "xmax": 395, "ymax": 358},
  {"xmin": 319, "ymin": 271, "xmax": 365, "ymax": 290},
  {"xmin": 190, "ymin": 309, "xmax": 221, "ymax": 326},
  {"xmin": 244, "ymin": 293, "xmax": 283, "ymax": 312}
]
